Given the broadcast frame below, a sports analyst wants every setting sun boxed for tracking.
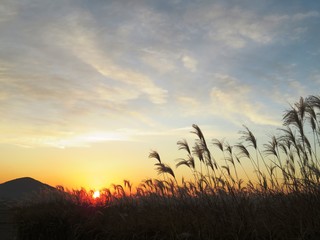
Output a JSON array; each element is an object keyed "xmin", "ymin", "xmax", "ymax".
[
  {"xmin": 93, "ymin": 190, "xmax": 100, "ymax": 199},
  {"xmin": 1, "ymin": 0, "xmax": 320, "ymax": 239}
]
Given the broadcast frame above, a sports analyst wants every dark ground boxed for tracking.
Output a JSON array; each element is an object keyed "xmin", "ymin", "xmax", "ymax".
[{"xmin": 0, "ymin": 204, "xmax": 16, "ymax": 240}]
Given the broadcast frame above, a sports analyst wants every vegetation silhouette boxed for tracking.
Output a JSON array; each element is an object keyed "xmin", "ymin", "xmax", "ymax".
[{"xmin": 12, "ymin": 95, "xmax": 320, "ymax": 239}]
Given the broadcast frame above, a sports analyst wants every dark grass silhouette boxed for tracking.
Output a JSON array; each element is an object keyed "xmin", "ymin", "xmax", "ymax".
[{"xmin": 12, "ymin": 95, "xmax": 320, "ymax": 240}]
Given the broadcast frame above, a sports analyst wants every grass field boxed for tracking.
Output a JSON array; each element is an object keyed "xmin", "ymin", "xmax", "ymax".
[{"xmin": 12, "ymin": 95, "xmax": 320, "ymax": 240}]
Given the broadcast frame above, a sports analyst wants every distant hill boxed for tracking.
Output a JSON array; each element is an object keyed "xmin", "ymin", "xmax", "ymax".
[{"xmin": 0, "ymin": 177, "xmax": 55, "ymax": 201}]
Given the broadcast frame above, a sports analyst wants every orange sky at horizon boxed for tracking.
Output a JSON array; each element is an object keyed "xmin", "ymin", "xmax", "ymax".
[
  {"xmin": 0, "ymin": 126, "xmax": 260, "ymax": 190},
  {"xmin": 0, "ymin": 140, "xmax": 160, "ymax": 190},
  {"xmin": 1, "ymin": 0, "xmax": 320, "ymax": 191}
]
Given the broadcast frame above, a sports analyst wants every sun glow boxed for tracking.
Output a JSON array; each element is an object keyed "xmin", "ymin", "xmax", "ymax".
[{"xmin": 93, "ymin": 190, "xmax": 100, "ymax": 199}]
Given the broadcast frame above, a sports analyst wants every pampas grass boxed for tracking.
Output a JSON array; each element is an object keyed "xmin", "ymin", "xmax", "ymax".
[{"xmin": 13, "ymin": 95, "xmax": 320, "ymax": 240}]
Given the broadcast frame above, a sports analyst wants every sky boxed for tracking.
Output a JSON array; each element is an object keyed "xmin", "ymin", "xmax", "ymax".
[{"xmin": 0, "ymin": 0, "xmax": 320, "ymax": 190}]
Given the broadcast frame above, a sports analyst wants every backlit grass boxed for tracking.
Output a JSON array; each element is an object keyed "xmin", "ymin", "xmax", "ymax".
[{"xmin": 13, "ymin": 95, "xmax": 320, "ymax": 240}]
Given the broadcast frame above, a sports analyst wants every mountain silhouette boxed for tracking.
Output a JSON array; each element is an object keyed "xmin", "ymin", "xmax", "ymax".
[{"xmin": 0, "ymin": 177, "xmax": 55, "ymax": 201}]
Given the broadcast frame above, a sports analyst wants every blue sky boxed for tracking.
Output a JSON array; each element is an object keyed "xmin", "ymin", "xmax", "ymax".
[{"xmin": 0, "ymin": 0, "xmax": 320, "ymax": 187}]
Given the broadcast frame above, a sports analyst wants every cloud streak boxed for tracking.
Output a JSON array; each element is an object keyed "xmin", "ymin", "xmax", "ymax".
[
  {"xmin": 0, "ymin": 0, "xmax": 319, "ymax": 147},
  {"xmin": 210, "ymin": 74, "xmax": 281, "ymax": 126}
]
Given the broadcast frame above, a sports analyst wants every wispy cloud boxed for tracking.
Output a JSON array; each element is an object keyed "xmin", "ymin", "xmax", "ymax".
[
  {"xmin": 210, "ymin": 74, "xmax": 281, "ymax": 126},
  {"xmin": 44, "ymin": 11, "xmax": 168, "ymax": 105},
  {"xmin": 0, "ymin": 129, "xmax": 130, "ymax": 148},
  {"xmin": 181, "ymin": 55, "xmax": 198, "ymax": 72},
  {"xmin": 176, "ymin": 96, "xmax": 200, "ymax": 108},
  {"xmin": 183, "ymin": 3, "xmax": 319, "ymax": 48},
  {"xmin": 140, "ymin": 48, "xmax": 177, "ymax": 74},
  {"xmin": 0, "ymin": 1, "xmax": 171, "ymax": 147},
  {"xmin": 0, "ymin": 0, "xmax": 319, "ymax": 148},
  {"xmin": 0, "ymin": 1, "xmax": 18, "ymax": 24}
]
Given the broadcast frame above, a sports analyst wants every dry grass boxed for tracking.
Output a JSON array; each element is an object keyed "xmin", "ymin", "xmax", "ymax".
[{"xmin": 12, "ymin": 95, "xmax": 320, "ymax": 240}]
